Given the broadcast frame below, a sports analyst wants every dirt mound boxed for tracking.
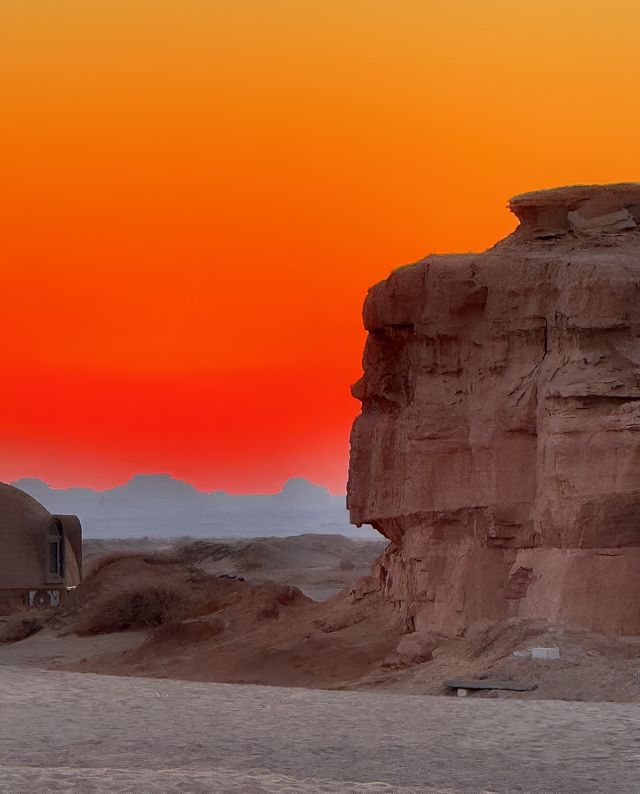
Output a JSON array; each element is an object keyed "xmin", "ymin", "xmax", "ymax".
[
  {"xmin": 14, "ymin": 550, "xmax": 401, "ymax": 688},
  {"xmin": 82, "ymin": 538, "xmax": 175, "ymax": 571},
  {"xmin": 94, "ymin": 587, "xmax": 401, "ymax": 688},
  {"xmin": 171, "ymin": 533, "xmax": 385, "ymax": 572},
  {"xmin": 56, "ymin": 553, "xmax": 309, "ymax": 637},
  {"xmin": 83, "ymin": 534, "xmax": 387, "ymax": 603}
]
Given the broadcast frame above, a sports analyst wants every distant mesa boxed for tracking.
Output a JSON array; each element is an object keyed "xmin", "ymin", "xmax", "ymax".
[
  {"xmin": 11, "ymin": 475, "xmax": 375, "ymax": 540},
  {"xmin": 12, "ymin": 477, "xmax": 51, "ymax": 495},
  {"xmin": 278, "ymin": 477, "xmax": 331, "ymax": 500},
  {"xmin": 115, "ymin": 474, "xmax": 203, "ymax": 497}
]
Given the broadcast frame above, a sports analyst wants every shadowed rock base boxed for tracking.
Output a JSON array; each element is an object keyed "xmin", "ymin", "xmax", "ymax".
[{"xmin": 348, "ymin": 183, "xmax": 640, "ymax": 636}]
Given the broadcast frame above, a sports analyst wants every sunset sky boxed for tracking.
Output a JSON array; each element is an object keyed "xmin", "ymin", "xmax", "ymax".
[{"xmin": 2, "ymin": 1, "xmax": 639, "ymax": 493}]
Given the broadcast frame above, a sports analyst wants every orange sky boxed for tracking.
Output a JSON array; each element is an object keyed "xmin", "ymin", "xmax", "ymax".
[{"xmin": 2, "ymin": 1, "xmax": 640, "ymax": 492}]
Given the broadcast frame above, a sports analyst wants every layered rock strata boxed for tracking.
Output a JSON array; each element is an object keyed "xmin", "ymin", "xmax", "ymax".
[{"xmin": 348, "ymin": 183, "xmax": 640, "ymax": 635}]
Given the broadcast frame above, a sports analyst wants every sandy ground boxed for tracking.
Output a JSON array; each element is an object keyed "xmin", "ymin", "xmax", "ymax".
[
  {"xmin": 2, "ymin": 665, "xmax": 640, "ymax": 793},
  {"xmin": 83, "ymin": 534, "xmax": 387, "ymax": 602}
]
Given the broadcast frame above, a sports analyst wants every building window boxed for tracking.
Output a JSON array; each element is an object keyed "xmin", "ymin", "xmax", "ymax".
[{"xmin": 48, "ymin": 521, "xmax": 64, "ymax": 579}]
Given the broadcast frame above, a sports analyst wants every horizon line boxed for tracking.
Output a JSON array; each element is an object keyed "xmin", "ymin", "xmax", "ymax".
[{"xmin": 8, "ymin": 473, "xmax": 348, "ymax": 498}]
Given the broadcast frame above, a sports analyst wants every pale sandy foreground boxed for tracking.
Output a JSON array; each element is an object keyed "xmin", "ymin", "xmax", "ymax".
[{"xmin": 2, "ymin": 667, "xmax": 640, "ymax": 793}]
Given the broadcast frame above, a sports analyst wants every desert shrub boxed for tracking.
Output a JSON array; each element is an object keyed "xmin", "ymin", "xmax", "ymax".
[
  {"xmin": 76, "ymin": 582, "xmax": 194, "ymax": 635},
  {"xmin": 0, "ymin": 615, "xmax": 43, "ymax": 644},
  {"xmin": 339, "ymin": 556, "xmax": 356, "ymax": 571}
]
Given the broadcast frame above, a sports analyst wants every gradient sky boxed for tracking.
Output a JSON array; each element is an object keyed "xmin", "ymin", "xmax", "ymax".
[{"xmin": 2, "ymin": 1, "xmax": 639, "ymax": 492}]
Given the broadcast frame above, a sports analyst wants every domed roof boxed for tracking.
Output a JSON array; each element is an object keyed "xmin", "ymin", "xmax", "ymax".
[
  {"xmin": 0, "ymin": 482, "xmax": 51, "ymax": 526},
  {"xmin": 0, "ymin": 482, "xmax": 82, "ymax": 591}
]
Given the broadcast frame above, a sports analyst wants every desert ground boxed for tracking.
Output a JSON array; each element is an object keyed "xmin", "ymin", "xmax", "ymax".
[
  {"xmin": 2, "ymin": 665, "xmax": 640, "ymax": 793},
  {"xmin": 3, "ymin": 534, "xmax": 640, "ymax": 792},
  {"xmin": 3, "ymin": 535, "xmax": 640, "ymax": 700},
  {"xmin": 82, "ymin": 533, "xmax": 387, "ymax": 601}
]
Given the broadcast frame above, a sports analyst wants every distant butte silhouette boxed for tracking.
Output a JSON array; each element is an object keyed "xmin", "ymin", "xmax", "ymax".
[{"xmin": 12, "ymin": 475, "xmax": 376, "ymax": 540}]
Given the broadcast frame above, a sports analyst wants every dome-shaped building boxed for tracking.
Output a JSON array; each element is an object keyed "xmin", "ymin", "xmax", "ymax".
[{"xmin": 0, "ymin": 483, "xmax": 82, "ymax": 607}]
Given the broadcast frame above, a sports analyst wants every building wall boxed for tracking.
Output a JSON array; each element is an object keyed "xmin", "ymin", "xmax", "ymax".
[{"xmin": 0, "ymin": 484, "xmax": 82, "ymax": 590}]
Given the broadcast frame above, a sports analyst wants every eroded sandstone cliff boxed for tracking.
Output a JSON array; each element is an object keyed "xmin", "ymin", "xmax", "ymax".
[{"xmin": 348, "ymin": 183, "xmax": 640, "ymax": 636}]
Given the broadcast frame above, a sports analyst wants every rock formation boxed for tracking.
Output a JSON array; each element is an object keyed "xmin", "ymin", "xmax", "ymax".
[{"xmin": 348, "ymin": 183, "xmax": 640, "ymax": 636}]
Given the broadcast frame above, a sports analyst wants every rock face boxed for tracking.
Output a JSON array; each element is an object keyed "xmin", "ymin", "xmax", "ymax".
[{"xmin": 348, "ymin": 183, "xmax": 640, "ymax": 636}]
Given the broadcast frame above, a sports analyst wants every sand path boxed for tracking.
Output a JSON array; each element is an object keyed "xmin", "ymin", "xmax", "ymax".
[{"xmin": 1, "ymin": 666, "xmax": 639, "ymax": 793}]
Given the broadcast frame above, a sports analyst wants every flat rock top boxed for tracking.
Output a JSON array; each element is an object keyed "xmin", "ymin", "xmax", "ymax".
[
  {"xmin": 510, "ymin": 182, "xmax": 640, "ymax": 209},
  {"xmin": 505, "ymin": 182, "xmax": 640, "ymax": 239},
  {"xmin": 2, "ymin": 665, "xmax": 640, "ymax": 792}
]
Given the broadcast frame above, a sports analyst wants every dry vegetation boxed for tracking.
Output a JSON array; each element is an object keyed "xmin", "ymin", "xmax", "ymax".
[
  {"xmin": 59, "ymin": 555, "xmax": 247, "ymax": 637},
  {"xmin": 0, "ymin": 614, "xmax": 44, "ymax": 644},
  {"xmin": 76, "ymin": 583, "xmax": 193, "ymax": 634}
]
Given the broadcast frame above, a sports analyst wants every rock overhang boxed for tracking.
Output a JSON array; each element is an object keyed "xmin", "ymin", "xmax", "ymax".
[{"xmin": 509, "ymin": 182, "xmax": 640, "ymax": 239}]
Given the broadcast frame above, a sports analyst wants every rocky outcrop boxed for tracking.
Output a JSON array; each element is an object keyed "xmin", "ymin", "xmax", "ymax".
[{"xmin": 348, "ymin": 183, "xmax": 640, "ymax": 636}]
